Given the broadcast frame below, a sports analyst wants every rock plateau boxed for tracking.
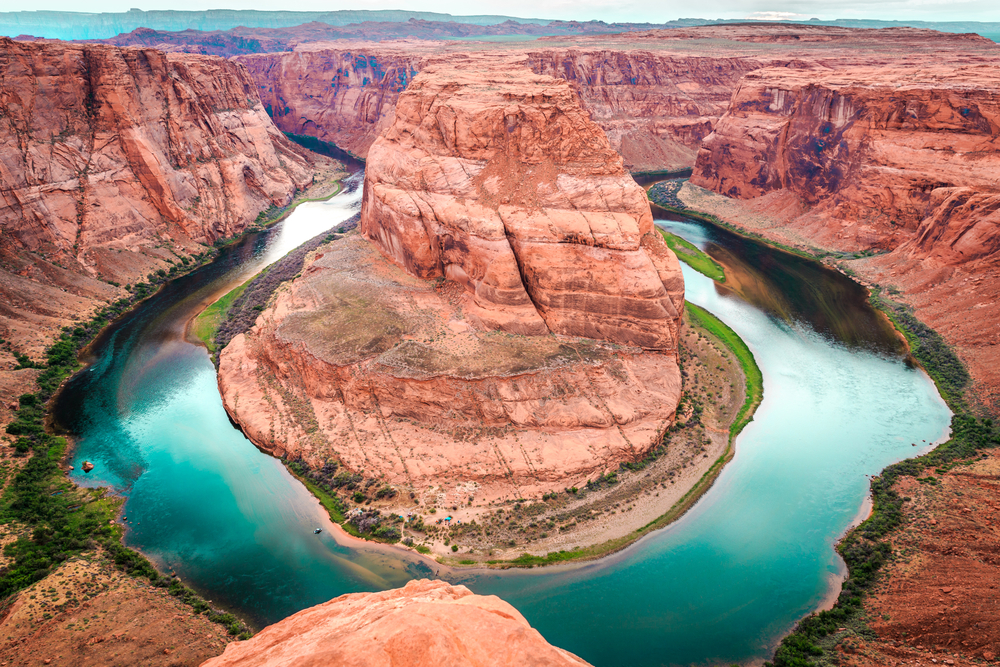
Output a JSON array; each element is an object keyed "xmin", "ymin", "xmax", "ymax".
[
  {"xmin": 201, "ymin": 579, "xmax": 592, "ymax": 667},
  {"xmin": 218, "ymin": 57, "xmax": 684, "ymax": 502}
]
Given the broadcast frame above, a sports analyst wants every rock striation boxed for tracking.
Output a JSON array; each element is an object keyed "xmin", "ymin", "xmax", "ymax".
[
  {"xmin": 0, "ymin": 37, "xmax": 328, "ymax": 361},
  {"xmin": 201, "ymin": 579, "xmax": 592, "ymax": 667},
  {"xmin": 361, "ymin": 56, "xmax": 684, "ymax": 350},
  {"xmin": 689, "ymin": 59, "xmax": 1000, "ymax": 409},
  {"xmin": 218, "ymin": 57, "xmax": 684, "ymax": 502}
]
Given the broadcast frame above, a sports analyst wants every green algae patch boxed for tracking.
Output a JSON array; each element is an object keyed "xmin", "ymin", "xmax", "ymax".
[{"xmin": 658, "ymin": 228, "xmax": 726, "ymax": 283}]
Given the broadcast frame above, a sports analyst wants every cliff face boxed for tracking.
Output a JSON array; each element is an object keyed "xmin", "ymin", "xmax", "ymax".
[
  {"xmin": 237, "ymin": 45, "xmax": 421, "ymax": 158},
  {"xmin": 0, "ymin": 38, "xmax": 327, "ymax": 361},
  {"xmin": 1, "ymin": 38, "xmax": 315, "ymax": 258},
  {"xmin": 201, "ymin": 579, "xmax": 592, "ymax": 667},
  {"xmin": 525, "ymin": 50, "xmax": 766, "ymax": 172},
  {"xmin": 361, "ymin": 56, "xmax": 684, "ymax": 350},
  {"xmin": 688, "ymin": 61, "xmax": 1000, "ymax": 409},
  {"xmin": 236, "ymin": 43, "xmax": 765, "ymax": 172}
]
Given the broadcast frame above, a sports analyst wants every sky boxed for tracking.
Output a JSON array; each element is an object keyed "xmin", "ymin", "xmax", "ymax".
[{"xmin": 11, "ymin": 0, "xmax": 1000, "ymax": 23}]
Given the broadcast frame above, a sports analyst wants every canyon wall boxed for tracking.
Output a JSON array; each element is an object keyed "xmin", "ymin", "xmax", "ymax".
[
  {"xmin": 236, "ymin": 42, "xmax": 767, "ymax": 171},
  {"xmin": 688, "ymin": 60, "xmax": 1000, "ymax": 409},
  {"xmin": 0, "ymin": 38, "xmax": 329, "ymax": 363},
  {"xmin": 201, "ymin": 579, "xmax": 592, "ymax": 667}
]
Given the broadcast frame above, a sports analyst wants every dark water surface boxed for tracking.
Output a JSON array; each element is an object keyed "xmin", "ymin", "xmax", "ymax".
[{"xmin": 53, "ymin": 184, "xmax": 950, "ymax": 666}]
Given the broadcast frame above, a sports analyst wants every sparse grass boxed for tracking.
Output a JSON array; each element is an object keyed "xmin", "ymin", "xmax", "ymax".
[{"xmin": 658, "ymin": 228, "xmax": 726, "ymax": 282}]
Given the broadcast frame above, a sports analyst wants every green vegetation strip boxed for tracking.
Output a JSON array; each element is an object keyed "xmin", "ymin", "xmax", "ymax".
[
  {"xmin": 191, "ymin": 280, "xmax": 250, "ymax": 353},
  {"xmin": 658, "ymin": 228, "xmax": 726, "ymax": 282},
  {"xmin": 1, "ymin": 254, "xmax": 251, "ymax": 638},
  {"xmin": 767, "ymin": 301, "xmax": 997, "ymax": 667},
  {"xmin": 480, "ymin": 302, "xmax": 763, "ymax": 569}
]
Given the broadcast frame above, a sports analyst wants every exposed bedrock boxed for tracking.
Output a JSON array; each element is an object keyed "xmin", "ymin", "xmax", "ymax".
[
  {"xmin": 235, "ymin": 43, "xmax": 764, "ymax": 171},
  {"xmin": 201, "ymin": 579, "xmax": 592, "ymax": 667},
  {"xmin": 689, "ymin": 62, "xmax": 1000, "ymax": 409},
  {"xmin": 360, "ymin": 56, "xmax": 684, "ymax": 351},
  {"xmin": 0, "ymin": 37, "xmax": 328, "ymax": 360}
]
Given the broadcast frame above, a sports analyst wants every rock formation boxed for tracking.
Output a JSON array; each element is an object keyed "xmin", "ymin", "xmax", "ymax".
[
  {"xmin": 201, "ymin": 580, "xmax": 592, "ymax": 667},
  {"xmin": 688, "ymin": 57, "xmax": 1000, "ymax": 409},
  {"xmin": 0, "ymin": 37, "xmax": 329, "ymax": 361},
  {"xmin": 361, "ymin": 56, "xmax": 684, "ymax": 350},
  {"xmin": 218, "ymin": 57, "xmax": 684, "ymax": 502}
]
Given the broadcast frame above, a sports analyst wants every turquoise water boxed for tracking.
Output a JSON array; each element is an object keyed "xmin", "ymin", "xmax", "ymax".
[{"xmin": 54, "ymin": 189, "xmax": 951, "ymax": 665}]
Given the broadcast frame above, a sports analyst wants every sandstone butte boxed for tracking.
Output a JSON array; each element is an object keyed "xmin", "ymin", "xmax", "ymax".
[
  {"xmin": 234, "ymin": 25, "xmax": 994, "ymax": 172},
  {"xmin": 217, "ymin": 55, "xmax": 685, "ymax": 503},
  {"xmin": 689, "ymin": 57, "xmax": 1000, "ymax": 411},
  {"xmin": 0, "ymin": 37, "xmax": 328, "ymax": 386},
  {"xmin": 200, "ymin": 579, "xmax": 592, "ymax": 667}
]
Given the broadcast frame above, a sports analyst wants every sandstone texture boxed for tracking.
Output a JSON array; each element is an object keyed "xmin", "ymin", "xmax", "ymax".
[
  {"xmin": 0, "ymin": 552, "xmax": 235, "ymax": 667},
  {"xmin": 201, "ymin": 579, "xmax": 591, "ymax": 667},
  {"xmin": 361, "ymin": 56, "xmax": 684, "ymax": 350},
  {"xmin": 0, "ymin": 37, "xmax": 330, "ymax": 361},
  {"xmin": 218, "ymin": 233, "xmax": 681, "ymax": 502},
  {"xmin": 814, "ymin": 450, "xmax": 1000, "ymax": 667},
  {"xmin": 689, "ymin": 54, "xmax": 1000, "ymax": 410}
]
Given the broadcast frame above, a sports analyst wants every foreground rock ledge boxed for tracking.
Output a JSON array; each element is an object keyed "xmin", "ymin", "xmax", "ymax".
[{"xmin": 201, "ymin": 580, "xmax": 591, "ymax": 667}]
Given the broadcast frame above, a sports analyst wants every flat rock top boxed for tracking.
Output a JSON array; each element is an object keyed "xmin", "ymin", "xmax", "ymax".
[
  {"xmin": 740, "ymin": 61, "xmax": 1000, "ymax": 90},
  {"xmin": 277, "ymin": 234, "xmax": 623, "ymax": 379}
]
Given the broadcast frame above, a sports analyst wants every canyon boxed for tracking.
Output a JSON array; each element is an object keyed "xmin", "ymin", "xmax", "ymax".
[
  {"xmin": 218, "ymin": 56, "xmax": 685, "ymax": 506},
  {"xmin": 3, "ymin": 20, "xmax": 1000, "ymax": 667}
]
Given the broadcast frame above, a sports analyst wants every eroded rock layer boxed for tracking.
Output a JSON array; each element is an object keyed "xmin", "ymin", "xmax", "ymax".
[
  {"xmin": 0, "ymin": 37, "xmax": 329, "ymax": 361},
  {"xmin": 688, "ymin": 59, "xmax": 1000, "ymax": 409},
  {"xmin": 201, "ymin": 579, "xmax": 592, "ymax": 667},
  {"xmin": 219, "ymin": 233, "xmax": 681, "ymax": 501},
  {"xmin": 360, "ymin": 56, "xmax": 684, "ymax": 351}
]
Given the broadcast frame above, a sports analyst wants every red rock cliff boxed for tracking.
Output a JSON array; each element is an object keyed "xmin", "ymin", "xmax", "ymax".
[
  {"xmin": 218, "ymin": 55, "xmax": 683, "ymax": 505},
  {"xmin": 0, "ymin": 37, "xmax": 329, "ymax": 363},
  {"xmin": 201, "ymin": 579, "xmax": 592, "ymax": 667},
  {"xmin": 361, "ymin": 55, "xmax": 684, "ymax": 351},
  {"xmin": 688, "ymin": 58, "xmax": 1000, "ymax": 409}
]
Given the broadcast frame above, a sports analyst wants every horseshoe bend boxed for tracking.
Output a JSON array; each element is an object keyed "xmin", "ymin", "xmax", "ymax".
[{"xmin": 217, "ymin": 56, "xmax": 688, "ymax": 509}]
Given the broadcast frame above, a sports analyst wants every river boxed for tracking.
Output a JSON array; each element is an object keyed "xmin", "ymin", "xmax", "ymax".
[{"xmin": 53, "ymin": 177, "xmax": 951, "ymax": 666}]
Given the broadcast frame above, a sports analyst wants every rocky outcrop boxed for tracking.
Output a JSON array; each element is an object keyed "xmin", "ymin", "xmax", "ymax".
[
  {"xmin": 0, "ymin": 37, "xmax": 329, "ymax": 360},
  {"xmin": 361, "ymin": 56, "xmax": 684, "ymax": 350},
  {"xmin": 218, "ymin": 233, "xmax": 681, "ymax": 502},
  {"xmin": 688, "ymin": 58, "xmax": 1000, "ymax": 409},
  {"xmin": 201, "ymin": 579, "xmax": 592, "ymax": 667},
  {"xmin": 219, "ymin": 58, "xmax": 684, "ymax": 501}
]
